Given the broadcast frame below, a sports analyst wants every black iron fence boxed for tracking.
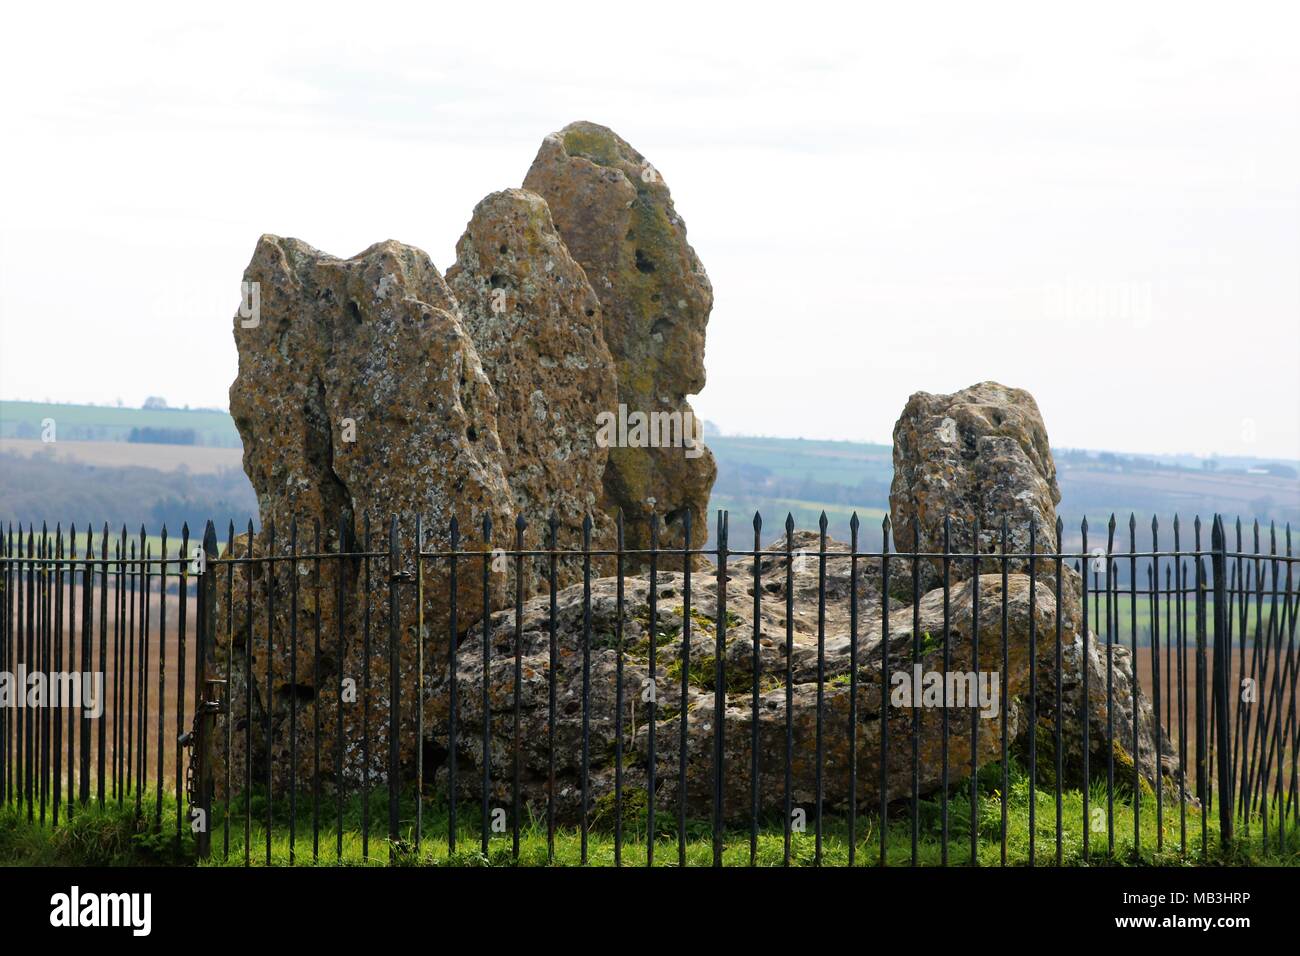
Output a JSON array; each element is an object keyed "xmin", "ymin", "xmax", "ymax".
[{"xmin": 1, "ymin": 511, "xmax": 1296, "ymax": 866}]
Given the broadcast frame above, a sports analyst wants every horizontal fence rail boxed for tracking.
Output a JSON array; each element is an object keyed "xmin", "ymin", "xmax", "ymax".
[{"xmin": 1, "ymin": 512, "xmax": 1297, "ymax": 866}]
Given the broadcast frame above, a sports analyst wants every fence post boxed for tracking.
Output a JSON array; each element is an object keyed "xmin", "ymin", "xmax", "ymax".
[
  {"xmin": 192, "ymin": 521, "xmax": 219, "ymax": 859},
  {"xmin": 1211, "ymin": 515, "xmax": 1233, "ymax": 848}
]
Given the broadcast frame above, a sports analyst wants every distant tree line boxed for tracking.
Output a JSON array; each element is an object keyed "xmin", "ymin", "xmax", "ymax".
[{"xmin": 128, "ymin": 426, "xmax": 197, "ymax": 445}]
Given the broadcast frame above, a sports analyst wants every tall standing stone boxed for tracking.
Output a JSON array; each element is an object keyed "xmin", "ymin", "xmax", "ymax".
[
  {"xmin": 446, "ymin": 188, "xmax": 618, "ymax": 584},
  {"xmin": 222, "ymin": 234, "xmax": 514, "ymax": 792},
  {"xmin": 524, "ymin": 121, "xmax": 716, "ymax": 558}
]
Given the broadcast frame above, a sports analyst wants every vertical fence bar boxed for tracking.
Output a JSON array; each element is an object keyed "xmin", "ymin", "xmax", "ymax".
[
  {"xmin": 177, "ymin": 524, "xmax": 190, "ymax": 855},
  {"xmin": 782, "ymin": 514, "xmax": 793, "ymax": 867},
  {"xmin": 1263, "ymin": 525, "xmax": 1283, "ymax": 849},
  {"xmin": 815, "ymin": 512, "xmax": 827, "ymax": 866},
  {"xmin": 1151, "ymin": 519, "xmax": 1163, "ymax": 851},
  {"xmin": 1128, "ymin": 514, "xmax": 1139, "ymax": 855},
  {"xmin": 545, "ymin": 515, "xmax": 555, "ymax": 861},
  {"xmin": 44, "ymin": 530, "xmax": 53, "ymax": 822},
  {"xmin": 999, "ymin": 516, "xmax": 1009, "ymax": 866},
  {"xmin": 39, "ymin": 530, "xmax": 48, "ymax": 825},
  {"xmin": 969, "ymin": 515, "xmax": 979, "ymax": 866},
  {"xmin": 1104, "ymin": 515, "xmax": 1115, "ymax": 856},
  {"xmin": 1080, "ymin": 518, "xmax": 1090, "ymax": 860},
  {"xmin": 1229, "ymin": 519, "xmax": 1244, "ymax": 828},
  {"xmin": 447, "ymin": 516, "xmax": 458, "ymax": 856},
  {"xmin": 288, "ymin": 518, "xmax": 299, "ymax": 864},
  {"xmin": 8, "ymin": 525, "xmax": 15, "ymax": 810},
  {"xmin": 114, "ymin": 528, "xmax": 124, "ymax": 807},
  {"xmin": 194, "ymin": 521, "xmax": 218, "ymax": 860},
  {"xmin": 361, "ymin": 516, "xmax": 371, "ymax": 859},
  {"xmin": 21, "ymin": 528, "xmax": 30, "ymax": 820},
  {"xmin": 479, "ymin": 514, "xmax": 490, "ymax": 858},
  {"xmin": 678, "ymin": 511, "xmax": 691, "ymax": 867},
  {"xmin": 1195, "ymin": 518, "xmax": 1208, "ymax": 858},
  {"xmin": 153, "ymin": 526, "xmax": 166, "ymax": 825},
  {"xmin": 45, "ymin": 530, "xmax": 53, "ymax": 822},
  {"xmin": 512, "ymin": 515, "xmax": 525, "ymax": 861},
  {"xmin": 142, "ymin": 537, "xmax": 152, "ymax": 817},
  {"xmin": 881, "ymin": 515, "xmax": 891, "ymax": 866},
  {"xmin": 313, "ymin": 518, "xmax": 324, "ymax": 862},
  {"xmin": 264, "ymin": 521, "xmax": 275, "ymax": 866},
  {"xmin": 222, "ymin": 523, "xmax": 232, "ymax": 858},
  {"xmin": 52, "ymin": 528, "xmax": 63, "ymax": 825},
  {"xmin": 1282, "ymin": 528, "xmax": 1297, "ymax": 841},
  {"xmin": 1180, "ymin": 520, "xmax": 1190, "ymax": 858},
  {"xmin": 1212, "ymin": 515, "xmax": 1233, "ymax": 849},
  {"xmin": 648, "ymin": 514, "xmax": 659, "ymax": 868},
  {"xmin": 580, "ymin": 514, "xmax": 592, "ymax": 865},
  {"xmin": 714, "ymin": 511, "xmax": 729, "ymax": 868},
  {"xmin": 612, "ymin": 512, "xmax": 622, "ymax": 866},
  {"xmin": 79, "ymin": 526, "xmax": 92, "ymax": 808},
  {"xmin": 1054, "ymin": 519, "xmax": 1064, "ymax": 865},
  {"xmin": 849, "ymin": 512, "xmax": 860, "ymax": 866},
  {"xmin": 909, "ymin": 518, "xmax": 920, "ymax": 867},
  {"xmin": 95, "ymin": 525, "xmax": 107, "ymax": 811},
  {"xmin": 1, "ymin": 528, "xmax": 7, "ymax": 809},
  {"xmin": 2, "ymin": 527, "xmax": 10, "ymax": 809},
  {"xmin": 337, "ymin": 515, "xmax": 347, "ymax": 861},
  {"xmin": 16, "ymin": 527, "xmax": 24, "ymax": 820},
  {"xmin": 941, "ymin": 515, "xmax": 952, "ymax": 866},
  {"xmin": 38, "ymin": 530, "xmax": 47, "ymax": 825},
  {"xmin": 244, "ymin": 523, "xmax": 253, "ymax": 865},
  {"xmin": 415, "ymin": 515, "xmax": 425, "ymax": 856},
  {"xmin": 388, "ymin": 516, "xmax": 401, "ymax": 855},
  {"xmin": 749, "ymin": 512, "xmax": 765, "ymax": 865},
  {"xmin": 1246, "ymin": 523, "xmax": 1264, "ymax": 837},
  {"xmin": 1027, "ymin": 516, "xmax": 1037, "ymax": 866}
]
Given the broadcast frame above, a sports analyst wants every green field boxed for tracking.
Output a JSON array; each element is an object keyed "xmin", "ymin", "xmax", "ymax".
[
  {"xmin": 0, "ymin": 400, "xmax": 241, "ymax": 447},
  {"xmin": 2, "ymin": 401, "xmax": 1298, "ymax": 538}
]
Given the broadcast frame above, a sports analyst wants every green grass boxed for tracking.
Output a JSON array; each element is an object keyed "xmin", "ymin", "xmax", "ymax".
[
  {"xmin": 5, "ymin": 763, "xmax": 1297, "ymax": 867},
  {"xmin": 0, "ymin": 794, "xmax": 194, "ymax": 866}
]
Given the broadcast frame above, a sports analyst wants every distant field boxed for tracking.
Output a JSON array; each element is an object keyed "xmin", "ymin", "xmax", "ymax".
[
  {"xmin": 0, "ymin": 438, "xmax": 242, "ymax": 475},
  {"xmin": 1, "ymin": 401, "xmax": 1298, "ymax": 539},
  {"xmin": 0, "ymin": 400, "xmax": 240, "ymax": 447},
  {"xmin": 707, "ymin": 435, "xmax": 893, "ymax": 485}
]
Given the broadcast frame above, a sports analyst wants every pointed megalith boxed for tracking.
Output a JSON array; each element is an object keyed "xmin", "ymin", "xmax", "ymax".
[
  {"xmin": 446, "ymin": 188, "xmax": 618, "ymax": 583},
  {"xmin": 524, "ymin": 122, "xmax": 716, "ymax": 559}
]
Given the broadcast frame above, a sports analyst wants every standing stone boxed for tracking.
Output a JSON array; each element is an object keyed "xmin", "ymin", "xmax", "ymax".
[
  {"xmin": 888, "ymin": 380, "xmax": 1179, "ymax": 797},
  {"xmin": 524, "ymin": 121, "xmax": 716, "ymax": 559},
  {"xmin": 890, "ymin": 381, "xmax": 1060, "ymax": 592},
  {"xmin": 221, "ymin": 234, "xmax": 514, "ymax": 793},
  {"xmin": 446, "ymin": 188, "xmax": 618, "ymax": 584}
]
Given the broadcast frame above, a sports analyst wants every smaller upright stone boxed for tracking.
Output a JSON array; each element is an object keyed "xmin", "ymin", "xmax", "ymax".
[{"xmin": 890, "ymin": 381, "xmax": 1060, "ymax": 592}]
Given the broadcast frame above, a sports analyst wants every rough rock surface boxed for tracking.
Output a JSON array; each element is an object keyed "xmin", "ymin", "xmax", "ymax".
[
  {"xmin": 888, "ymin": 380, "xmax": 1180, "ymax": 799},
  {"xmin": 890, "ymin": 381, "xmax": 1060, "ymax": 594},
  {"xmin": 446, "ymin": 188, "xmax": 618, "ymax": 586},
  {"xmin": 1030, "ymin": 632, "xmax": 1187, "ymax": 800},
  {"xmin": 427, "ymin": 535, "xmax": 1065, "ymax": 822},
  {"xmin": 523, "ymin": 122, "xmax": 716, "ymax": 561},
  {"xmin": 219, "ymin": 235, "xmax": 514, "ymax": 791}
]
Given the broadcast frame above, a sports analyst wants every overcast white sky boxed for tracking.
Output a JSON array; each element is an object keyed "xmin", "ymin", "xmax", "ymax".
[{"xmin": 1, "ymin": 1, "xmax": 1297, "ymax": 459}]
